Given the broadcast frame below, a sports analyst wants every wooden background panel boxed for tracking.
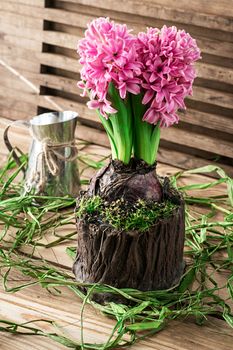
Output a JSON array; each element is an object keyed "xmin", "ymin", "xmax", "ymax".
[
  {"xmin": 0, "ymin": 0, "xmax": 232, "ymax": 174},
  {"xmin": 0, "ymin": 0, "xmax": 45, "ymax": 120}
]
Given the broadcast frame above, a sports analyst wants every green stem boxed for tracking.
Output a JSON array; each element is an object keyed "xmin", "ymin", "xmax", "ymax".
[
  {"xmin": 107, "ymin": 83, "xmax": 133, "ymax": 164},
  {"xmin": 131, "ymin": 94, "xmax": 161, "ymax": 165},
  {"xmin": 98, "ymin": 113, "xmax": 118, "ymax": 159}
]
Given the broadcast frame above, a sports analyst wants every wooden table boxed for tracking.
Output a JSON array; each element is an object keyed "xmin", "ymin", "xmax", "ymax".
[{"xmin": 0, "ymin": 118, "xmax": 232, "ymax": 350}]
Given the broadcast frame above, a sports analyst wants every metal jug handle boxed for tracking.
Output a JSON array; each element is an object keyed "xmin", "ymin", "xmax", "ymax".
[{"xmin": 3, "ymin": 120, "xmax": 30, "ymax": 175}]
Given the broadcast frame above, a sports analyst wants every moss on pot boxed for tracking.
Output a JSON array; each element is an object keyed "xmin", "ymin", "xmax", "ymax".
[{"xmin": 76, "ymin": 195, "xmax": 179, "ymax": 233}]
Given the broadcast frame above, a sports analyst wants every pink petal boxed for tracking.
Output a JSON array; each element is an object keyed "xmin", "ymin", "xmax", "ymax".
[
  {"xmin": 142, "ymin": 89, "xmax": 154, "ymax": 104},
  {"xmin": 118, "ymin": 83, "xmax": 127, "ymax": 99},
  {"xmin": 87, "ymin": 100, "xmax": 100, "ymax": 109},
  {"xmin": 126, "ymin": 83, "xmax": 140, "ymax": 95},
  {"xmin": 103, "ymin": 104, "xmax": 117, "ymax": 114},
  {"xmin": 142, "ymin": 108, "xmax": 160, "ymax": 124}
]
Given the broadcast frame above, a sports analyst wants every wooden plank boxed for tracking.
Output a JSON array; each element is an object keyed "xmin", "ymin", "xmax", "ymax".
[
  {"xmin": 1, "ymin": 1, "xmax": 233, "ymax": 61},
  {"xmin": 39, "ymin": 74, "xmax": 80, "ymax": 95},
  {"xmin": 0, "ymin": 2, "xmax": 91, "ymax": 27},
  {"xmin": 37, "ymin": 96, "xmax": 95, "ymax": 121},
  {"xmin": 0, "ymin": 22, "xmax": 42, "ymax": 42},
  {"xmin": 6, "ymin": 0, "xmax": 44, "ymax": 5},
  {"xmin": 1, "ymin": 43, "xmax": 41, "ymax": 73},
  {"xmin": 61, "ymin": 0, "xmax": 233, "ymax": 18},
  {"xmin": 158, "ymin": 147, "xmax": 233, "ymax": 177},
  {"xmin": 161, "ymin": 126, "xmax": 233, "ymax": 159},
  {"xmin": 196, "ymin": 36, "xmax": 233, "ymax": 60},
  {"xmin": 40, "ymin": 52, "xmax": 80, "ymax": 73},
  {"xmin": 42, "ymin": 31, "xmax": 79, "ymax": 50},
  {"xmin": 60, "ymin": 0, "xmax": 233, "ymax": 32},
  {"xmin": 196, "ymin": 62, "xmax": 233, "ymax": 85},
  {"xmin": 76, "ymin": 124, "xmax": 108, "ymax": 147},
  {"xmin": 0, "ymin": 273, "xmax": 232, "ymax": 350},
  {"xmin": 1, "ymin": 41, "xmax": 41, "ymax": 59},
  {"xmin": 0, "ymin": 11, "xmax": 43, "ymax": 30},
  {"xmin": 0, "ymin": 106, "xmax": 37, "ymax": 121},
  {"xmin": 135, "ymin": 0, "xmax": 233, "ymax": 17},
  {"xmin": 0, "ymin": 2, "xmax": 45, "ymax": 18},
  {"xmin": 0, "ymin": 34, "xmax": 42, "ymax": 51},
  {"xmin": 0, "ymin": 333, "xmax": 66, "ymax": 350},
  {"xmin": 191, "ymin": 86, "xmax": 233, "ymax": 110},
  {"xmin": 180, "ymin": 109, "xmax": 233, "ymax": 134},
  {"xmin": 1, "ymin": 57, "xmax": 41, "ymax": 74},
  {"xmin": 0, "ymin": 86, "xmax": 62, "ymax": 114},
  {"xmin": 0, "ymin": 70, "xmax": 40, "ymax": 95},
  {"xmin": 0, "ymin": 95, "xmax": 37, "ymax": 114},
  {"xmin": 1, "ymin": 70, "xmax": 78, "ymax": 97}
]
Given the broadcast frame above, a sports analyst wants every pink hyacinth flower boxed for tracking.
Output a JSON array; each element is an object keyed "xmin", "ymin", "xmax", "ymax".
[
  {"xmin": 137, "ymin": 25, "xmax": 201, "ymax": 127},
  {"xmin": 77, "ymin": 17, "xmax": 142, "ymax": 119}
]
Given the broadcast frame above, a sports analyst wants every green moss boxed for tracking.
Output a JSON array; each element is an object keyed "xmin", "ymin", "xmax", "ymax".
[{"xmin": 76, "ymin": 195, "xmax": 179, "ymax": 232}]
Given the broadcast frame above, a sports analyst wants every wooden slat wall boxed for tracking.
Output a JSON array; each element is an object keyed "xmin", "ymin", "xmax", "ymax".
[
  {"xmin": 0, "ymin": 0, "xmax": 44, "ymax": 120},
  {"xmin": 0, "ymin": 0, "xmax": 233, "ymax": 174}
]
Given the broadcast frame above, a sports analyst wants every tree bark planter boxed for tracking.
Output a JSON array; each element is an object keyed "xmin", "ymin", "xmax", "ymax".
[{"xmin": 73, "ymin": 159, "xmax": 185, "ymax": 300}]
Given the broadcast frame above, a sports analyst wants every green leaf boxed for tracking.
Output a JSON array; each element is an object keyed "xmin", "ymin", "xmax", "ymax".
[
  {"xmin": 66, "ymin": 247, "xmax": 76, "ymax": 260},
  {"xmin": 47, "ymin": 334, "xmax": 80, "ymax": 348},
  {"xmin": 98, "ymin": 112, "xmax": 118, "ymax": 159},
  {"xmin": 178, "ymin": 267, "xmax": 196, "ymax": 293},
  {"xmin": 78, "ymin": 155, "xmax": 105, "ymax": 169},
  {"xmin": 200, "ymin": 216, "xmax": 207, "ymax": 243},
  {"xmin": 179, "ymin": 178, "xmax": 227, "ymax": 191},
  {"xmin": 127, "ymin": 320, "xmax": 163, "ymax": 331},
  {"xmin": 223, "ymin": 312, "xmax": 233, "ymax": 328},
  {"xmin": 150, "ymin": 123, "xmax": 161, "ymax": 163},
  {"xmin": 183, "ymin": 165, "xmax": 233, "ymax": 206},
  {"xmin": 0, "ymin": 160, "xmax": 26, "ymax": 197},
  {"xmin": 107, "ymin": 83, "xmax": 133, "ymax": 164},
  {"xmin": 131, "ymin": 93, "xmax": 160, "ymax": 164}
]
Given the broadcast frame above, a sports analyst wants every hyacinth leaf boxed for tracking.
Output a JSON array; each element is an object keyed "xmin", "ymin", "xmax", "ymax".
[
  {"xmin": 181, "ymin": 165, "xmax": 233, "ymax": 206},
  {"xmin": 150, "ymin": 123, "xmax": 161, "ymax": 164},
  {"xmin": 126, "ymin": 320, "xmax": 163, "ymax": 331},
  {"xmin": 131, "ymin": 93, "xmax": 152, "ymax": 163},
  {"xmin": 131, "ymin": 93, "xmax": 160, "ymax": 165},
  {"xmin": 98, "ymin": 112, "xmax": 118, "ymax": 159},
  {"xmin": 107, "ymin": 83, "xmax": 133, "ymax": 164},
  {"xmin": 178, "ymin": 267, "xmax": 196, "ymax": 293}
]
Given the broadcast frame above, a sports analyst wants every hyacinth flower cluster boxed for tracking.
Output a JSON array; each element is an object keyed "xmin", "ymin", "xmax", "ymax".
[{"xmin": 78, "ymin": 18, "xmax": 201, "ymax": 165}]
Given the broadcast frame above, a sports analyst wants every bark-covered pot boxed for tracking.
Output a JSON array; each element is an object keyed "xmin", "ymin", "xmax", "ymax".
[{"xmin": 73, "ymin": 159, "xmax": 185, "ymax": 298}]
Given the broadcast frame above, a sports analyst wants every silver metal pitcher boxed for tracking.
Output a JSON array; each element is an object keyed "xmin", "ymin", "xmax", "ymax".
[{"xmin": 4, "ymin": 111, "xmax": 81, "ymax": 197}]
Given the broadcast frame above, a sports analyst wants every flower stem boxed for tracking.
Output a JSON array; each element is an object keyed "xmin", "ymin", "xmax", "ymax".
[
  {"xmin": 98, "ymin": 113, "xmax": 118, "ymax": 159},
  {"xmin": 131, "ymin": 94, "xmax": 160, "ymax": 165},
  {"xmin": 107, "ymin": 84, "xmax": 133, "ymax": 164}
]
